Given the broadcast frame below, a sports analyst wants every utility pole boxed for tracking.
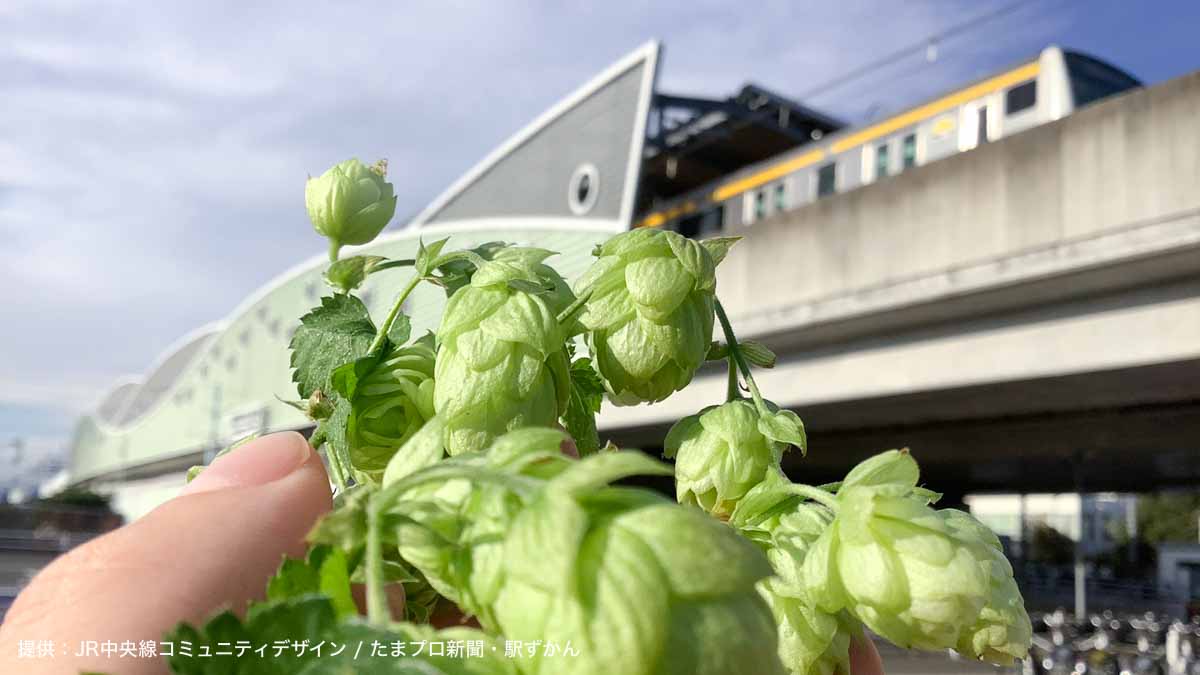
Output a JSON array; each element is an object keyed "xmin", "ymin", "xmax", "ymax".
[{"xmin": 1073, "ymin": 455, "xmax": 1087, "ymax": 619}]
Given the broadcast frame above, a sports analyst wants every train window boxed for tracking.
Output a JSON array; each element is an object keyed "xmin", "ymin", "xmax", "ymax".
[
  {"xmin": 977, "ymin": 107, "xmax": 989, "ymax": 145},
  {"xmin": 754, "ymin": 189, "xmax": 767, "ymax": 220},
  {"xmin": 902, "ymin": 134, "xmax": 917, "ymax": 169},
  {"xmin": 1005, "ymin": 81, "xmax": 1037, "ymax": 115},
  {"xmin": 817, "ymin": 163, "xmax": 836, "ymax": 198},
  {"xmin": 773, "ymin": 183, "xmax": 787, "ymax": 212},
  {"xmin": 875, "ymin": 143, "xmax": 890, "ymax": 179}
]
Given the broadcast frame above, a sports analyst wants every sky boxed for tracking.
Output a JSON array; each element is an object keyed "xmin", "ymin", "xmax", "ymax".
[{"xmin": 2, "ymin": 0, "xmax": 1199, "ymax": 492}]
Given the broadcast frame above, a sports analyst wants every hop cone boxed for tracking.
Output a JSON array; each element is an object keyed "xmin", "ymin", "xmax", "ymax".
[
  {"xmin": 344, "ymin": 335, "xmax": 436, "ymax": 482},
  {"xmin": 664, "ymin": 399, "xmax": 789, "ymax": 518},
  {"xmin": 433, "ymin": 246, "xmax": 573, "ymax": 455},
  {"xmin": 575, "ymin": 229, "xmax": 717, "ymax": 405},
  {"xmin": 941, "ymin": 509, "xmax": 1033, "ymax": 664},
  {"xmin": 389, "ymin": 434, "xmax": 786, "ymax": 675},
  {"xmin": 732, "ymin": 472, "xmax": 857, "ymax": 675},
  {"xmin": 801, "ymin": 451, "xmax": 998, "ymax": 653},
  {"xmin": 305, "ymin": 158, "xmax": 397, "ymax": 256}
]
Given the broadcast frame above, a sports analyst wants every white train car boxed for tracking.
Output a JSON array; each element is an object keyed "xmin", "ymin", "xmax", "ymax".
[{"xmin": 638, "ymin": 46, "xmax": 1141, "ymax": 234}]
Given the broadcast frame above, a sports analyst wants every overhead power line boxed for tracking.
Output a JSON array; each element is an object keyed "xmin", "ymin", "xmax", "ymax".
[{"xmin": 797, "ymin": 0, "xmax": 1046, "ymax": 101}]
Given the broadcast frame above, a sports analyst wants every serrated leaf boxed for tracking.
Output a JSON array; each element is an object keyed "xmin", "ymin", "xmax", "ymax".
[
  {"xmin": 386, "ymin": 312, "xmax": 411, "ymax": 347},
  {"xmin": 757, "ymin": 408, "xmax": 807, "ymax": 453},
  {"xmin": 322, "ymin": 397, "xmax": 352, "ymax": 476},
  {"xmin": 740, "ymin": 341, "xmax": 777, "ymax": 368},
  {"xmin": 700, "ymin": 236, "xmax": 742, "ymax": 265},
  {"xmin": 290, "ymin": 294, "xmax": 377, "ymax": 399},
  {"xmin": 266, "ymin": 545, "xmax": 356, "ymax": 620},
  {"xmin": 562, "ymin": 357, "xmax": 605, "ymax": 456},
  {"xmin": 415, "ymin": 237, "xmax": 450, "ymax": 276},
  {"xmin": 324, "ymin": 255, "xmax": 387, "ymax": 293}
]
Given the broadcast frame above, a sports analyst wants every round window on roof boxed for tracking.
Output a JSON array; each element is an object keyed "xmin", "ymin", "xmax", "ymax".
[{"xmin": 567, "ymin": 163, "xmax": 599, "ymax": 215}]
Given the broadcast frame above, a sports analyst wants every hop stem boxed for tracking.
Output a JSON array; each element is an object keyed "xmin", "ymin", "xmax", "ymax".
[
  {"xmin": 365, "ymin": 503, "xmax": 388, "ymax": 626},
  {"xmin": 367, "ymin": 272, "xmax": 423, "ymax": 356},
  {"xmin": 714, "ymin": 299, "xmax": 769, "ymax": 411},
  {"xmin": 556, "ymin": 287, "xmax": 593, "ymax": 327},
  {"xmin": 788, "ymin": 483, "xmax": 840, "ymax": 510}
]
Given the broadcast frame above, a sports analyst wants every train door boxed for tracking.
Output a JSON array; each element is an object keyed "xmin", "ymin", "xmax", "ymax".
[{"xmin": 959, "ymin": 98, "xmax": 992, "ymax": 151}]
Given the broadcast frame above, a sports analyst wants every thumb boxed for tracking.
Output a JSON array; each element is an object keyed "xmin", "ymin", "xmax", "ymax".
[{"xmin": 0, "ymin": 431, "xmax": 332, "ymax": 675}]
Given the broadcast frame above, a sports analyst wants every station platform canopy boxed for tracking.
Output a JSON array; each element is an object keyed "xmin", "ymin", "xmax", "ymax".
[{"xmin": 637, "ymin": 83, "xmax": 844, "ymax": 214}]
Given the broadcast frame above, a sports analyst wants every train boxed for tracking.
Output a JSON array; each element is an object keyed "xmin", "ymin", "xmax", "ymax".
[{"xmin": 635, "ymin": 46, "xmax": 1141, "ymax": 236}]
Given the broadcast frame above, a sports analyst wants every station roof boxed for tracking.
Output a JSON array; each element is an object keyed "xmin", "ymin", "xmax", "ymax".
[{"xmin": 637, "ymin": 83, "xmax": 844, "ymax": 214}]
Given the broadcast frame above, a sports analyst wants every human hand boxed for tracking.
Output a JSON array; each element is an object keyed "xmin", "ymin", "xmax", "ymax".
[{"xmin": 0, "ymin": 432, "xmax": 332, "ymax": 675}]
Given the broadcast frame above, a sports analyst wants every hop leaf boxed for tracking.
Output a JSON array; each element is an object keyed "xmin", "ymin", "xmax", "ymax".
[
  {"xmin": 289, "ymin": 294, "xmax": 377, "ymax": 399},
  {"xmin": 562, "ymin": 356, "xmax": 605, "ymax": 456},
  {"xmin": 740, "ymin": 341, "xmax": 777, "ymax": 368},
  {"xmin": 324, "ymin": 255, "xmax": 387, "ymax": 293}
]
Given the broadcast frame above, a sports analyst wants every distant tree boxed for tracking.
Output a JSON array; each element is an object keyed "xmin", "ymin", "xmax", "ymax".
[
  {"xmin": 1029, "ymin": 522, "xmax": 1075, "ymax": 565},
  {"xmin": 1136, "ymin": 492, "xmax": 1200, "ymax": 544}
]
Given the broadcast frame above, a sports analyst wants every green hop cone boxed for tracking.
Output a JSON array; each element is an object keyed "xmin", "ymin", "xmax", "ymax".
[
  {"xmin": 801, "ymin": 450, "xmax": 992, "ymax": 653},
  {"xmin": 306, "ymin": 158, "xmax": 398, "ymax": 259},
  {"xmin": 664, "ymin": 399, "xmax": 791, "ymax": 519},
  {"xmin": 493, "ymin": 451, "xmax": 786, "ymax": 675},
  {"xmin": 388, "ymin": 427, "xmax": 572, "ymax": 630},
  {"xmin": 732, "ymin": 471, "xmax": 857, "ymax": 675},
  {"xmin": 344, "ymin": 335, "xmax": 437, "ymax": 482},
  {"xmin": 941, "ymin": 509, "xmax": 1033, "ymax": 664},
  {"xmin": 433, "ymin": 246, "xmax": 574, "ymax": 455},
  {"xmin": 575, "ymin": 229, "xmax": 718, "ymax": 405}
]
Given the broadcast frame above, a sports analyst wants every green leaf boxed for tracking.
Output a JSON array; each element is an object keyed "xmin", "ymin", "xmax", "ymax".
[
  {"xmin": 740, "ymin": 341, "xmax": 777, "ymax": 368},
  {"xmin": 308, "ymin": 483, "xmax": 375, "ymax": 557},
  {"xmin": 700, "ymin": 236, "xmax": 742, "ymax": 265},
  {"xmin": 757, "ymin": 408, "xmax": 807, "ymax": 453},
  {"xmin": 415, "ymin": 237, "xmax": 450, "ymax": 276},
  {"xmin": 324, "ymin": 255, "xmax": 387, "ymax": 293},
  {"xmin": 266, "ymin": 545, "xmax": 357, "ymax": 620},
  {"xmin": 290, "ymin": 294, "xmax": 377, "ymax": 399},
  {"xmin": 705, "ymin": 341, "xmax": 728, "ymax": 361},
  {"xmin": 386, "ymin": 312, "xmax": 412, "ymax": 346},
  {"xmin": 322, "ymin": 397, "xmax": 352, "ymax": 476},
  {"xmin": 563, "ymin": 357, "xmax": 604, "ymax": 456}
]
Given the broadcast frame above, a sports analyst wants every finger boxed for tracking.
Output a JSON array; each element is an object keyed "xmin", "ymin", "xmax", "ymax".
[
  {"xmin": 849, "ymin": 632, "xmax": 886, "ymax": 675},
  {"xmin": 0, "ymin": 432, "xmax": 332, "ymax": 675}
]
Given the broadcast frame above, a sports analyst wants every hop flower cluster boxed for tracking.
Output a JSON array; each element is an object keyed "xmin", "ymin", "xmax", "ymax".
[{"xmin": 230, "ymin": 157, "xmax": 1041, "ymax": 675}]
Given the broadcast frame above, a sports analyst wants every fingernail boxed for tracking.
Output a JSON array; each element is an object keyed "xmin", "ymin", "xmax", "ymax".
[{"xmin": 182, "ymin": 432, "xmax": 311, "ymax": 495}]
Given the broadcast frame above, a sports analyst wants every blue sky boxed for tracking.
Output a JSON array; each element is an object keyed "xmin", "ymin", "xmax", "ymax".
[{"xmin": 2, "ymin": 0, "xmax": 1199, "ymax": 491}]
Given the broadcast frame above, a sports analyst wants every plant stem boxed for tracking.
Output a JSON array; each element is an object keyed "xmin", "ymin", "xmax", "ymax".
[
  {"xmin": 726, "ymin": 354, "xmax": 740, "ymax": 402},
  {"xmin": 556, "ymin": 287, "xmax": 593, "ymax": 326},
  {"xmin": 370, "ymin": 258, "xmax": 416, "ymax": 273},
  {"xmin": 788, "ymin": 483, "xmax": 840, "ymax": 510},
  {"xmin": 328, "ymin": 239, "xmax": 341, "ymax": 263},
  {"xmin": 325, "ymin": 446, "xmax": 349, "ymax": 494},
  {"xmin": 714, "ymin": 299, "xmax": 768, "ymax": 410},
  {"xmin": 365, "ymin": 504, "xmax": 388, "ymax": 626},
  {"xmin": 367, "ymin": 272, "xmax": 423, "ymax": 356}
]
